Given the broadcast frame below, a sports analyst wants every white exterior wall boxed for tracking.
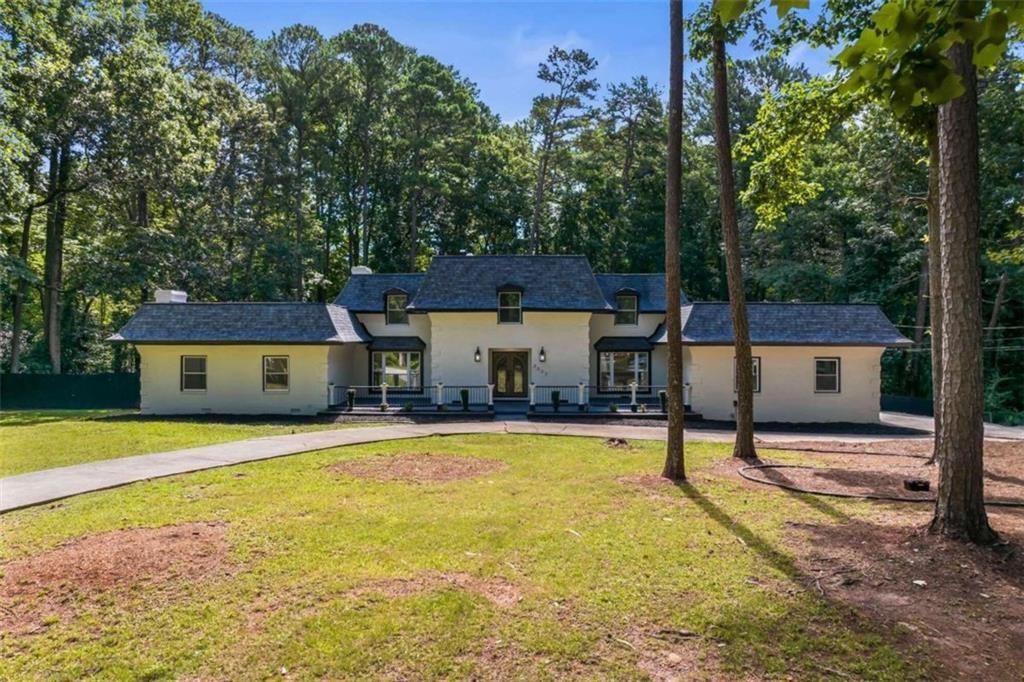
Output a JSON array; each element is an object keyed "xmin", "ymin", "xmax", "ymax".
[
  {"xmin": 138, "ymin": 344, "xmax": 330, "ymax": 415},
  {"xmin": 348, "ymin": 311, "xmax": 433, "ymax": 388},
  {"xmin": 588, "ymin": 312, "xmax": 667, "ymax": 386},
  {"xmin": 687, "ymin": 345, "xmax": 883, "ymax": 423},
  {"xmin": 428, "ymin": 311, "xmax": 591, "ymax": 388}
]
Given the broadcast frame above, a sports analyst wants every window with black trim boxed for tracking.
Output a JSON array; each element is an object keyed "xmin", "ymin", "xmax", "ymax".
[
  {"xmin": 598, "ymin": 351, "xmax": 650, "ymax": 391},
  {"xmin": 733, "ymin": 356, "xmax": 761, "ymax": 393},
  {"xmin": 614, "ymin": 294, "xmax": 638, "ymax": 325},
  {"xmin": 263, "ymin": 356, "xmax": 289, "ymax": 392},
  {"xmin": 814, "ymin": 357, "xmax": 840, "ymax": 393},
  {"xmin": 498, "ymin": 291, "xmax": 522, "ymax": 324},
  {"xmin": 371, "ymin": 351, "xmax": 422, "ymax": 390},
  {"xmin": 386, "ymin": 293, "xmax": 408, "ymax": 324},
  {"xmin": 181, "ymin": 356, "xmax": 206, "ymax": 391}
]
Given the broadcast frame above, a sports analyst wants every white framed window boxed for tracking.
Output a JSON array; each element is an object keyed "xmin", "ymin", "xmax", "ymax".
[
  {"xmin": 372, "ymin": 351, "xmax": 422, "ymax": 390},
  {"xmin": 733, "ymin": 356, "xmax": 761, "ymax": 393},
  {"xmin": 614, "ymin": 294, "xmax": 638, "ymax": 325},
  {"xmin": 263, "ymin": 356, "xmax": 290, "ymax": 392},
  {"xmin": 814, "ymin": 357, "xmax": 840, "ymax": 393},
  {"xmin": 386, "ymin": 293, "xmax": 408, "ymax": 325},
  {"xmin": 498, "ymin": 291, "xmax": 522, "ymax": 324},
  {"xmin": 180, "ymin": 356, "xmax": 207, "ymax": 391},
  {"xmin": 599, "ymin": 352, "xmax": 650, "ymax": 391}
]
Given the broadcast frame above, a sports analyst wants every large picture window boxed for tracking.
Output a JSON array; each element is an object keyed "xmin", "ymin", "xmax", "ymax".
[
  {"xmin": 498, "ymin": 291, "xmax": 522, "ymax": 324},
  {"xmin": 372, "ymin": 351, "xmax": 422, "ymax": 390},
  {"xmin": 614, "ymin": 294, "xmax": 638, "ymax": 325},
  {"xmin": 386, "ymin": 293, "xmax": 408, "ymax": 325},
  {"xmin": 180, "ymin": 356, "xmax": 206, "ymax": 391},
  {"xmin": 814, "ymin": 357, "xmax": 840, "ymax": 393},
  {"xmin": 599, "ymin": 351, "xmax": 650, "ymax": 391},
  {"xmin": 263, "ymin": 356, "xmax": 289, "ymax": 392},
  {"xmin": 733, "ymin": 356, "xmax": 761, "ymax": 393}
]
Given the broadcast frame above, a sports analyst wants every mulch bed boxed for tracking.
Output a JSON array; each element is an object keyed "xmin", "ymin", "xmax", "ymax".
[
  {"xmin": 1, "ymin": 522, "xmax": 229, "ymax": 635},
  {"xmin": 326, "ymin": 452, "xmax": 506, "ymax": 483}
]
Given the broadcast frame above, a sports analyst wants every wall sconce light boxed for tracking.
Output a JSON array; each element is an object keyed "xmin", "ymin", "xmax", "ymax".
[
  {"xmin": 538, "ymin": 346, "xmax": 546, "ymax": 363},
  {"xmin": 474, "ymin": 347, "xmax": 481, "ymax": 362}
]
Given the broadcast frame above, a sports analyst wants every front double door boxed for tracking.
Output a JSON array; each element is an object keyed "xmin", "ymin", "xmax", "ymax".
[{"xmin": 491, "ymin": 351, "xmax": 528, "ymax": 398}]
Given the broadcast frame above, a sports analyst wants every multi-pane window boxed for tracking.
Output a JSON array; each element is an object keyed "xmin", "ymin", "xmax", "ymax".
[
  {"xmin": 599, "ymin": 352, "xmax": 650, "ymax": 391},
  {"xmin": 734, "ymin": 356, "xmax": 762, "ymax": 393},
  {"xmin": 498, "ymin": 291, "xmax": 522, "ymax": 324},
  {"xmin": 386, "ymin": 293, "xmax": 408, "ymax": 325},
  {"xmin": 614, "ymin": 294, "xmax": 638, "ymax": 325},
  {"xmin": 814, "ymin": 357, "xmax": 840, "ymax": 393},
  {"xmin": 372, "ymin": 351, "xmax": 422, "ymax": 390},
  {"xmin": 180, "ymin": 356, "xmax": 206, "ymax": 391},
  {"xmin": 263, "ymin": 356, "xmax": 289, "ymax": 392}
]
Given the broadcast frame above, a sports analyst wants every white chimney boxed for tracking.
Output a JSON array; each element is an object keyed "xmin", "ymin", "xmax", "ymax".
[
  {"xmin": 154, "ymin": 289, "xmax": 188, "ymax": 303},
  {"xmin": 351, "ymin": 265, "xmax": 373, "ymax": 275}
]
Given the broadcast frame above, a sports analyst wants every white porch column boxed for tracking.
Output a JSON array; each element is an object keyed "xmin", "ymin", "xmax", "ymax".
[
  {"xmin": 380, "ymin": 383, "xmax": 388, "ymax": 407},
  {"xmin": 629, "ymin": 381, "xmax": 638, "ymax": 410},
  {"xmin": 577, "ymin": 381, "xmax": 586, "ymax": 411},
  {"xmin": 435, "ymin": 382, "xmax": 444, "ymax": 406},
  {"xmin": 683, "ymin": 383, "xmax": 692, "ymax": 407},
  {"xmin": 487, "ymin": 384, "xmax": 495, "ymax": 409},
  {"xmin": 529, "ymin": 382, "xmax": 536, "ymax": 411}
]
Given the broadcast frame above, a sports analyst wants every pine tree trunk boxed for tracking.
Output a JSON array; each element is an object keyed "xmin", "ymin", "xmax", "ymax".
[
  {"xmin": 43, "ymin": 141, "xmax": 70, "ymax": 375},
  {"xmin": 711, "ymin": 29, "xmax": 757, "ymax": 460},
  {"xmin": 925, "ymin": 128, "xmax": 943, "ymax": 464},
  {"xmin": 530, "ymin": 149, "xmax": 549, "ymax": 254},
  {"xmin": 408, "ymin": 189, "xmax": 419, "ymax": 268},
  {"xmin": 10, "ymin": 166, "xmax": 35, "ymax": 373},
  {"xmin": 661, "ymin": 0, "xmax": 685, "ymax": 481},
  {"xmin": 928, "ymin": 42, "xmax": 996, "ymax": 544}
]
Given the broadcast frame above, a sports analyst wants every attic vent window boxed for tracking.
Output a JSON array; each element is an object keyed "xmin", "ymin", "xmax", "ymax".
[
  {"xmin": 386, "ymin": 293, "xmax": 408, "ymax": 325},
  {"xmin": 498, "ymin": 291, "xmax": 522, "ymax": 324},
  {"xmin": 615, "ymin": 293, "xmax": 638, "ymax": 325}
]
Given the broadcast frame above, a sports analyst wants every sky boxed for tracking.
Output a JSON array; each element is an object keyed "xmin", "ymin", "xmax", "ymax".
[{"xmin": 202, "ymin": 1, "xmax": 835, "ymax": 122}]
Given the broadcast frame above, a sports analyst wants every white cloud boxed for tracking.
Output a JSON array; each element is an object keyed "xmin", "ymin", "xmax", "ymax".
[{"xmin": 506, "ymin": 26, "xmax": 593, "ymax": 68}]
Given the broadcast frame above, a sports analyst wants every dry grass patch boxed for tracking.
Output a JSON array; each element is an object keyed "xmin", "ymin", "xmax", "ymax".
[
  {"xmin": 1, "ymin": 522, "xmax": 229, "ymax": 635},
  {"xmin": 344, "ymin": 571, "xmax": 523, "ymax": 609},
  {"xmin": 326, "ymin": 452, "xmax": 506, "ymax": 482}
]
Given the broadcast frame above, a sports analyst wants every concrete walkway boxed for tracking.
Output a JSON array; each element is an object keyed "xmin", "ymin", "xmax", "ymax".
[{"xmin": 2, "ymin": 414, "xmax": 1015, "ymax": 514}]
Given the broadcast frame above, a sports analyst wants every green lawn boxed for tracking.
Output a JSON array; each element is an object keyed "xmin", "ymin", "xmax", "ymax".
[
  {"xmin": 0, "ymin": 434, "xmax": 925, "ymax": 680},
  {"xmin": 0, "ymin": 410, "xmax": 384, "ymax": 477}
]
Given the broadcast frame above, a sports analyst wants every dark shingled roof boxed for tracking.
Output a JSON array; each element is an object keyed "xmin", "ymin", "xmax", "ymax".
[
  {"xmin": 649, "ymin": 303, "xmax": 912, "ymax": 347},
  {"xmin": 594, "ymin": 274, "xmax": 688, "ymax": 312},
  {"xmin": 408, "ymin": 255, "xmax": 611, "ymax": 312},
  {"xmin": 594, "ymin": 336, "xmax": 654, "ymax": 352},
  {"xmin": 109, "ymin": 303, "xmax": 370, "ymax": 345},
  {"xmin": 334, "ymin": 273, "xmax": 426, "ymax": 312},
  {"xmin": 368, "ymin": 336, "xmax": 426, "ymax": 351}
]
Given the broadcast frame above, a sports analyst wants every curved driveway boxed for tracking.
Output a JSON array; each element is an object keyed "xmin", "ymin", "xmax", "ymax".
[{"xmin": 0, "ymin": 417, "xmax": 982, "ymax": 514}]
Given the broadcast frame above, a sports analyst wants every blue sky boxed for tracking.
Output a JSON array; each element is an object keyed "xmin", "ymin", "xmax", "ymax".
[{"xmin": 203, "ymin": 1, "xmax": 835, "ymax": 122}]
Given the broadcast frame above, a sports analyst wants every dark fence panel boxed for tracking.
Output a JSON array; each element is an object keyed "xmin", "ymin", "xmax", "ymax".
[
  {"xmin": 881, "ymin": 394, "xmax": 933, "ymax": 416},
  {"xmin": 1, "ymin": 373, "xmax": 140, "ymax": 409}
]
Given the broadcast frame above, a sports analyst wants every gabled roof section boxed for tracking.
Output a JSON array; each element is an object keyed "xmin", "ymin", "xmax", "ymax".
[
  {"xmin": 334, "ymin": 273, "xmax": 426, "ymax": 312},
  {"xmin": 108, "ymin": 303, "xmax": 371, "ymax": 345},
  {"xmin": 408, "ymin": 255, "xmax": 611, "ymax": 312},
  {"xmin": 649, "ymin": 303, "xmax": 912, "ymax": 347},
  {"xmin": 595, "ymin": 274, "xmax": 686, "ymax": 313}
]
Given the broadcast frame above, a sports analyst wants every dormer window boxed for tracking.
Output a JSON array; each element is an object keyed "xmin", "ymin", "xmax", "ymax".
[
  {"xmin": 498, "ymin": 290, "xmax": 522, "ymax": 324},
  {"xmin": 386, "ymin": 292, "xmax": 408, "ymax": 325},
  {"xmin": 614, "ymin": 293, "xmax": 638, "ymax": 325}
]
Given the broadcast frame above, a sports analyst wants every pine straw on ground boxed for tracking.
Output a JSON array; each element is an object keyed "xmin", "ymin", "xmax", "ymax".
[
  {"xmin": 0, "ymin": 522, "xmax": 229, "ymax": 635},
  {"xmin": 325, "ymin": 452, "xmax": 506, "ymax": 482}
]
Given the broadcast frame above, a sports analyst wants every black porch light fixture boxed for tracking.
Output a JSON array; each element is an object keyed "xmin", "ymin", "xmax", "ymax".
[
  {"xmin": 474, "ymin": 347, "xmax": 481, "ymax": 362},
  {"xmin": 538, "ymin": 346, "xmax": 546, "ymax": 363}
]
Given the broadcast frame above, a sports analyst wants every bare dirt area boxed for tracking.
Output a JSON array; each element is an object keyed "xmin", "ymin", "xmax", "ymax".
[
  {"xmin": 326, "ymin": 452, "xmax": 506, "ymax": 483},
  {"xmin": 749, "ymin": 439, "xmax": 1024, "ymax": 504},
  {"xmin": 0, "ymin": 522, "xmax": 229, "ymax": 635},
  {"xmin": 717, "ymin": 439, "xmax": 1024, "ymax": 680},
  {"xmin": 788, "ymin": 511, "xmax": 1024, "ymax": 681},
  {"xmin": 344, "ymin": 571, "xmax": 523, "ymax": 609}
]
